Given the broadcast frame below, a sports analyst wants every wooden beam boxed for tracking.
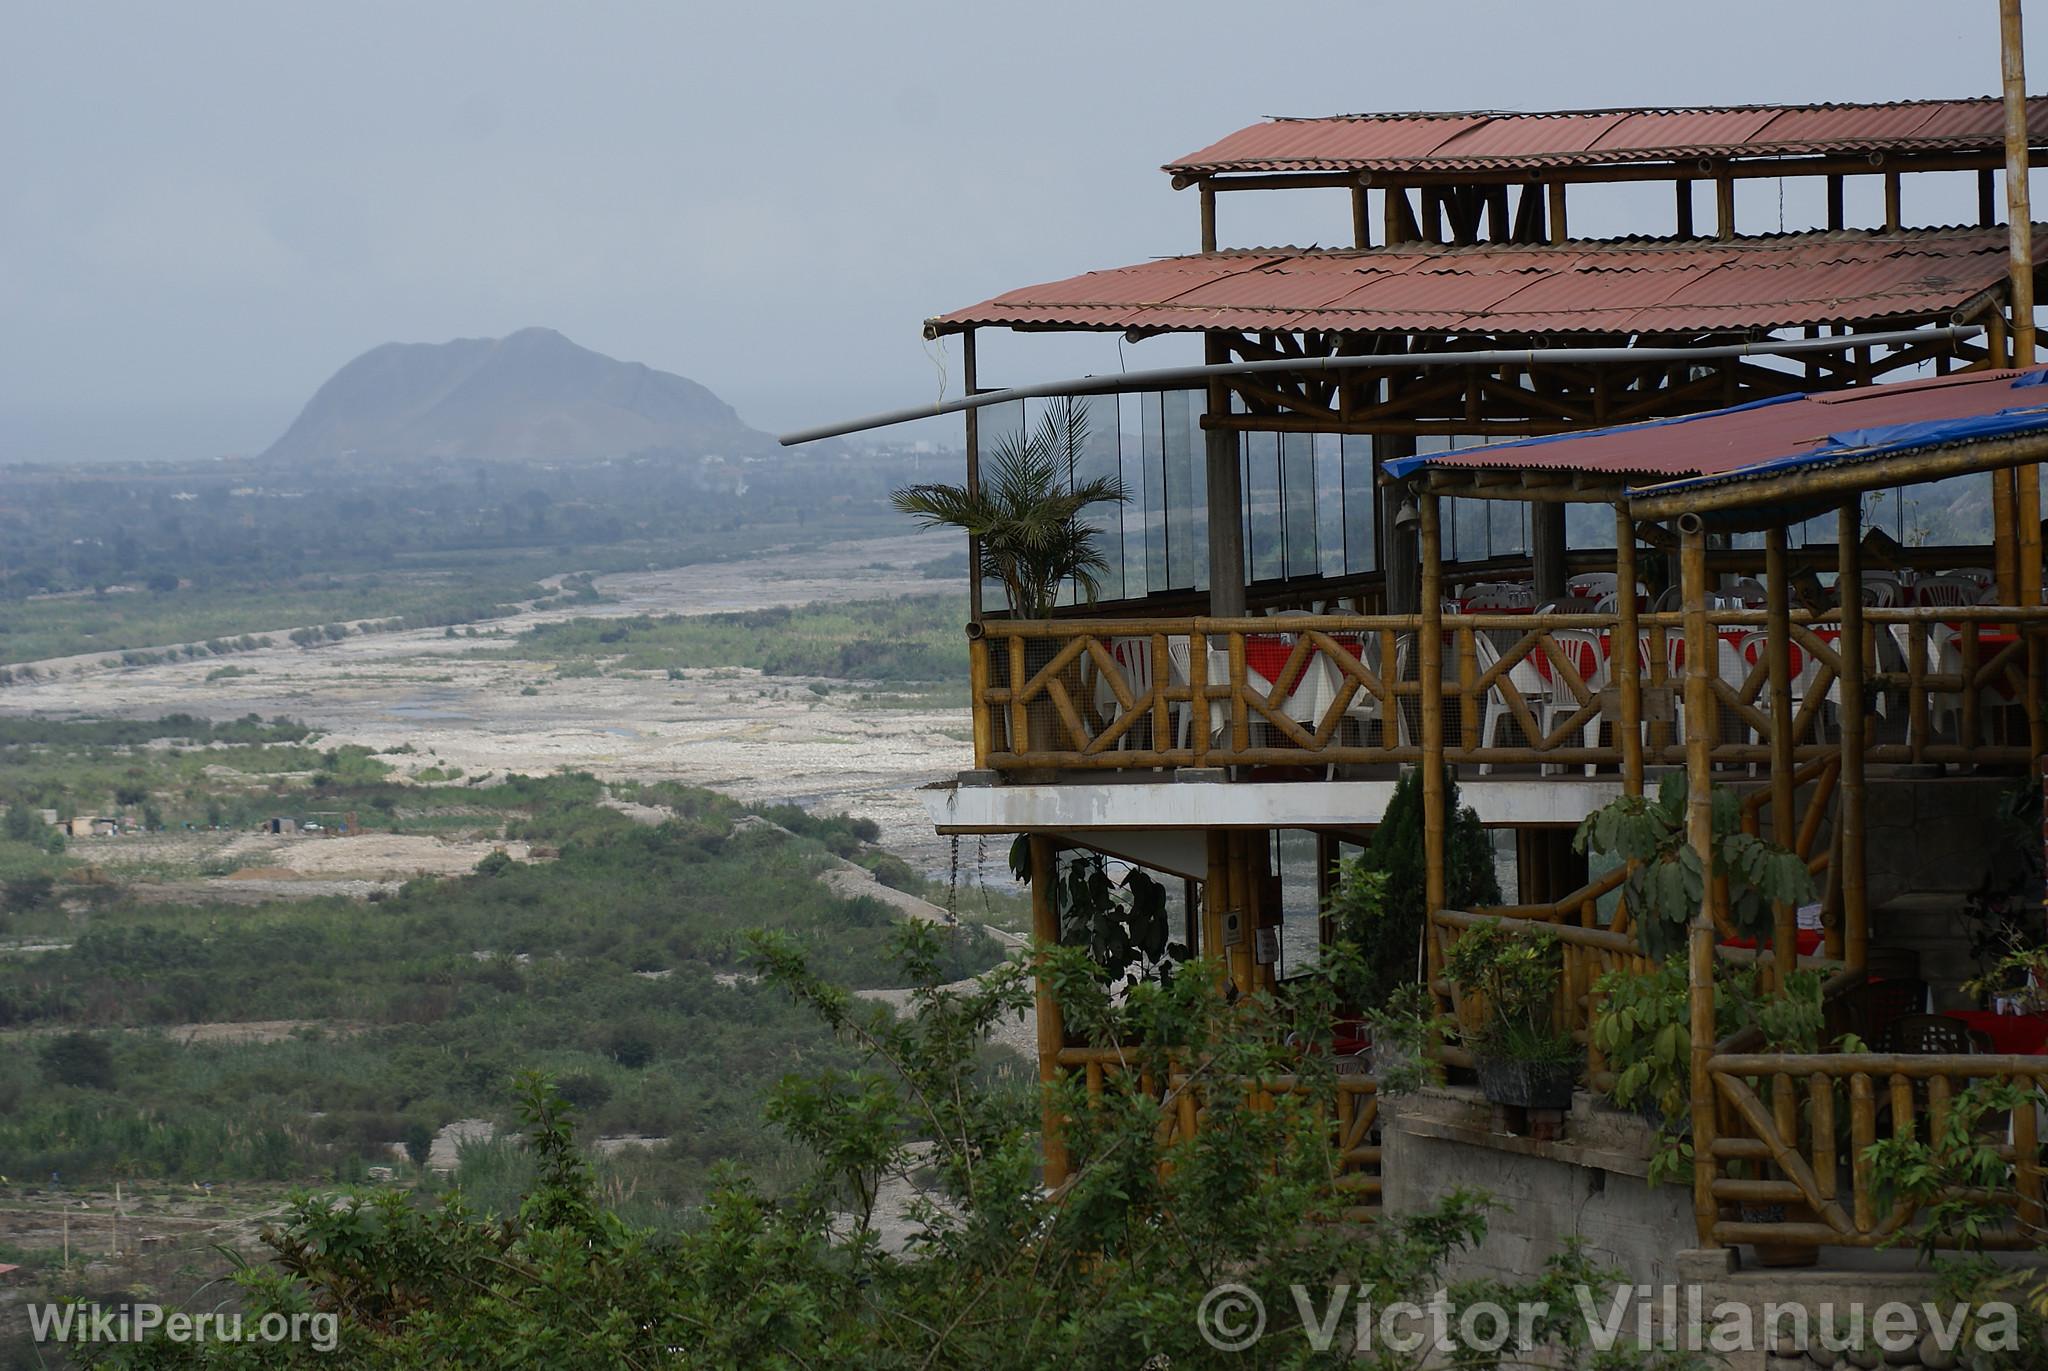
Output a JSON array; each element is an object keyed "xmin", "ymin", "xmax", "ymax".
[
  {"xmin": 1546, "ymin": 181, "xmax": 1568, "ymax": 244},
  {"xmin": 1200, "ymin": 185, "xmax": 1218, "ymax": 253},
  {"xmin": 1675, "ymin": 178, "xmax": 1695, "ymax": 238},
  {"xmin": 1420, "ymin": 493, "xmax": 1447, "ymax": 952},
  {"xmin": 1680, "ymin": 514, "xmax": 1721, "ymax": 1247},
  {"xmin": 1827, "ymin": 174, "xmax": 1846, "ymax": 232},
  {"xmin": 1715, "ymin": 175, "xmax": 1736, "ymax": 240},
  {"xmin": 1205, "ymin": 333, "xmax": 1247, "ymax": 619},
  {"xmin": 1029, "ymin": 835, "xmax": 1068, "ymax": 1186},
  {"xmin": 1883, "ymin": 171, "xmax": 1902, "ymax": 232},
  {"xmin": 1615, "ymin": 507, "xmax": 1644, "ymax": 796},
  {"xmin": 1765, "ymin": 527, "xmax": 1798, "ymax": 989},
  {"xmin": 1351, "ymin": 185, "xmax": 1370, "ymax": 249},
  {"xmin": 1836, "ymin": 502, "xmax": 1867, "ymax": 973}
]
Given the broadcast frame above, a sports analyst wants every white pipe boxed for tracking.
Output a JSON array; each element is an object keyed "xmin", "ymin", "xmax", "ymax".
[{"xmin": 778, "ymin": 325, "xmax": 1985, "ymax": 446}]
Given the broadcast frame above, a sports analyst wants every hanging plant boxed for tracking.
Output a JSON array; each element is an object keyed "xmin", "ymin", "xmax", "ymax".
[
  {"xmin": 1574, "ymin": 772, "xmax": 1816, "ymax": 962},
  {"xmin": 1011, "ymin": 837, "xmax": 1183, "ymax": 990}
]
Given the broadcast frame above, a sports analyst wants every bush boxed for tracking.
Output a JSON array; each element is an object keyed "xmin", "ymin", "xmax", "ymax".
[{"xmin": 41, "ymin": 1032, "xmax": 115, "ymax": 1090}]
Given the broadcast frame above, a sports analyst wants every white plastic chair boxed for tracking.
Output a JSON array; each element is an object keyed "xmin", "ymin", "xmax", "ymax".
[
  {"xmin": 1464, "ymin": 582, "xmax": 1535, "ymax": 611},
  {"xmin": 1472, "ymin": 632, "xmax": 1574, "ymax": 774},
  {"xmin": 1568, "ymin": 572, "xmax": 1617, "ymax": 601},
  {"xmin": 1916, "ymin": 575, "xmax": 1986, "ymax": 608},
  {"xmin": 1543, "ymin": 627, "xmax": 1609, "ymax": 775},
  {"xmin": 1095, "ymin": 636, "xmax": 1189, "ymax": 751}
]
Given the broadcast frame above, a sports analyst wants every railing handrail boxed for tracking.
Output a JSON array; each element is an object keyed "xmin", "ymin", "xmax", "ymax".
[{"xmin": 1709, "ymin": 1050, "xmax": 2048, "ymax": 1076}]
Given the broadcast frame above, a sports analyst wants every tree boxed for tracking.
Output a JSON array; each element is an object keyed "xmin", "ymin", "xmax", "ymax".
[
  {"xmin": 92, "ymin": 925, "xmax": 1708, "ymax": 1368},
  {"xmin": 1327, "ymin": 764, "xmax": 1501, "ymax": 1013},
  {"xmin": 41, "ymin": 1032, "xmax": 115, "ymax": 1091},
  {"xmin": 890, "ymin": 398, "xmax": 1125, "ymax": 618}
]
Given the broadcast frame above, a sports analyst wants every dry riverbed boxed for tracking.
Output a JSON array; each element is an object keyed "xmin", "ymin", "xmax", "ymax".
[{"xmin": 0, "ymin": 531, "xmax": 991, "ymax": 881}]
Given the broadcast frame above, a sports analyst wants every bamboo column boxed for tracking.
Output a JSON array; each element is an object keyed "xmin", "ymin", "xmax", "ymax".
[
  {"xmin": 1203, "ymin": 831, "xmax": 1228, "ymax": 979},
  {"xmin": 1679, "ymin": 513, "xmax": 1721, "ymax": 1247},
  {"xmin": 2002, "ymin": 0, "xmax": 2042, "ymax": 609},
  {"xmin": 1837, "ymin": 501, "xmax": 1869, "ymax": 972},
  {"xmin": 1419, "ymin": 494, "xmax": 1447, "ymax": 928},
  {"xmin": 1226, "ymin": 832, "xmax": 1256, "ymax": 994},
  {"xmin": 1615, "ymin": 506, "xmax": 1645, "ymax": 797},
  {"xmin": 1765, "ymin": 527, "xmax": 1799, "ymax": 988},
  {"xmin": 1028, "ymin": 835, "xmax": 1069, "ymax": 1186}
]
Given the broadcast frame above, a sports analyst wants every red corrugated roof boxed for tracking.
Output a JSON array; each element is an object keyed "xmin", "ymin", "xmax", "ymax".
[
  {"xmin": 928, "ymin": 228, "xmax": 2023, "ymax": 338},
  {"xmin": 1166, "ymin": 97, "xmax": 2048, "ymax": 175},
  {"xmin": 1389, "ymin": 367, "xmax": 2043, "ymax": 481}
]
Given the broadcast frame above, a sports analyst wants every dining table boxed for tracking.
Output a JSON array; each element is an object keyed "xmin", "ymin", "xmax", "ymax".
[{"xmin": 1943, "ymin": 1009, "xmax": 2048, "ymax": 1056}]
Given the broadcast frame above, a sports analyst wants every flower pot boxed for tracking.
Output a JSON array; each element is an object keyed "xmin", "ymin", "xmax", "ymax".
[{"xmin": 1473, "ymin": 1055, "xmax": 1576, "ymax": 1110}]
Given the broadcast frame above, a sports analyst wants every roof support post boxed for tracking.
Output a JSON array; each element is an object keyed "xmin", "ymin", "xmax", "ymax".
[
  {"xmin": 1204, "ymin": 334, "xmax": 1246, "ymax": 620},
  {"xmin": 1614, "ymin": 506, "xmax": 1644, "ymax": 797},
  {"xmin": 1546, "ymin": 180, "xmax": 1568, "ymax": 244},
  {"xmin": 1532, "ymin": 501, "xmax": 1568, "ymax": 603},
  {"xmin": 963, "ymin": 328, "xmax": 983, "ymax": 622},
  {"xmin": 1675, "ymin": 177, "xmax": 1695, "ymax": 238},
  {"xmin": 1383, "ymin": 439, "xmax": 1420, "ymax": 615},
  {"xmin": 1679, "ymin": 512, "xmax": 1721, "ymax": 1248},
  {"xmin": 1419, "ymin": 493, "xmax": 1447, "ymax": 949},
  {"xmin": 1827, "ymin": 174, "xmax": 1846, "ymax": 231},
  {"xmin": 1765, "ymin": 526, "xmax": 1799, "ymax": 991},
  {"xmin": 1836, "ymin": 499, "xmax": 1868, "ymax": 974},
  {"xmin": 1028, "ymin": 835, "xmax": 1069, "ymax": 1188},
  {"xmin": 2003, "ymin": 0, "xmax": 2042, "ymax": 607},
  {"xmin": 1350, "ymin": 184, "xmax": 1370, "ymax": 250},
  {"xmin": 1715, "ymin": 174, "xmax": 1736, "ymax": 240},
  {"xmin": 1883, "ymin": 171, "xmax": 1902, "ymax": 232}
]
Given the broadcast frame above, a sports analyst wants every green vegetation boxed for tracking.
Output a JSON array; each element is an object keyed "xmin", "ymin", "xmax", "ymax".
[
  {"xmin": 0, "ymin": 772, "xmax": 996, "ymax": 1206},
  {"xmin": 1323, "ymin": 765, "xmax": 1500, "ymax": 1015},
  {"xmin": 80, "ymin": 933, "xmax": 1706, "ymax": 1369},
  {"xmin": 497, "ymin": 596, "xmax": 968, "ymax": 682}
]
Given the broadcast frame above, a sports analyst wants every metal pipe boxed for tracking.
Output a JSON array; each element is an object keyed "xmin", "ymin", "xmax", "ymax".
[{"xmin": 778, "ymin": 326, "xmax": 1984, "ymax": 446}]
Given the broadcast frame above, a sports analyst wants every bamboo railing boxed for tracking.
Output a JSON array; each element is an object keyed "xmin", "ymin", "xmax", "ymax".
[
  {"xmin": 966, "ymin": 605, "xmax": 2048, "ymax": 775},
  {"xmin": 1053, "ymin": 1044, "xmax": 1382, "ymax": 1220},
  {"xmin": 1701, "ymin": 1052, "xmax": 2048, "ymax": 1251}
]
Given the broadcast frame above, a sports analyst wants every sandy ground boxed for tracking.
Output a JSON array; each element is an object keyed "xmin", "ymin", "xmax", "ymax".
[{"xmin": 0, "ymin": 531, "xmax": 1001, "ymax": 885}]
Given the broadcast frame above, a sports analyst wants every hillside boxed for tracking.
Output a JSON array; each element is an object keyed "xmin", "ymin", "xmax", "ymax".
[{"xmin": 261, "ymin": 327, "xmax": 774, "ymax": 462}]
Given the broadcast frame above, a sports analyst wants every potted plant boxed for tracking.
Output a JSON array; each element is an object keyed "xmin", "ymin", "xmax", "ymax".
[
  {"xmin": 890, "ymin": 397, "xmax": 1125, "ymax": 623},
  {"xmin": 1443, "ymin": 922, "xmax": 1579, "ymax": 1111}
]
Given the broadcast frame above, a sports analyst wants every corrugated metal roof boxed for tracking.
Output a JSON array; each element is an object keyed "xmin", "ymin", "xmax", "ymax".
[
  {"xmin": 1166, "ymin": 97, "xmax": 2048, "ymax": 175},
  {"xmin": 1381, "ymin": 366, "xmax": 2048, "ymax": 483},
  {"xmin": 928, "ymin": 228, "xmax": 2024, "ymax": 338}
]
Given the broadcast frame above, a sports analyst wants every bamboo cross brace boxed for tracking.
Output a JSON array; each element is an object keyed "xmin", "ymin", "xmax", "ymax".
[{"xmin": 1713, "ymin": 1071, "xmax": 1856, "ymax": 1235}]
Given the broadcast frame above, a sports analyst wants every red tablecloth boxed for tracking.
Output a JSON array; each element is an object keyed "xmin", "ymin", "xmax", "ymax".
[
  {"xmin": 1242, "ymin": 634, "xmax": 1363, "ymax": 687},
  {"xmin": 1720, "ymin": 930, "xmax": 1826, "ymax": 957},
  {"xmin": 1945, "ymin": 1010, "xmax": 2048, "ymax": 1055}
]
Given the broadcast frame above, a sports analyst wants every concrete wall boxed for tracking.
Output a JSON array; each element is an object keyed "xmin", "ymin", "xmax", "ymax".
[{"xmin": 1380, "ymin": 1085, "xmax": 1696, "ymax": 1289}]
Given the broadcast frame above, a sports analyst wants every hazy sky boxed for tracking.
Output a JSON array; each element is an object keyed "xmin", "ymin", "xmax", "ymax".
[{"xmin": 1, "ymin": 1, "xmax": 2038, "ymax": 461}]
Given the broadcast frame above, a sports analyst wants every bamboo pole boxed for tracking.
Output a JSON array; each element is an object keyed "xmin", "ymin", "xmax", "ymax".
[
  {"xmin": 1837, "ymin": 500, "xmax": 1869, "ymax": 972},
  {"xmin": 1420, "ymin": 494, "xmax": 1447, "ymax": 927},
  {"xmin": 1766, "ymin": 527, "xmax": 1798, "ymax": 987},
  {"xmin": 1029, "ymin": 835, "xmax": 1068, "ymax": 1186},
  {"xmin": 1680, "ymin": 513, "xmax": 1721, "ymax": 1246},
  {"xmin": 1616, "ymin": 506, "xmax": 1645, "ymax": 796},
  {"xmin": 968, "ymin": 634, "xmax": 992, "ymax": 768},
  {"xmin": 1227, "ymin": 832, "xmax": 1255, "ymax": 993},
  {"xmin": 1204, "ymin": 831, "xmax": 1229, "ymax": 991}
]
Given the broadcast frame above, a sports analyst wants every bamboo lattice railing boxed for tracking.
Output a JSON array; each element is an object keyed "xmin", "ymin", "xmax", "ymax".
[
  {"xmin": 967, "ymin": 606, "xmax": 2048, "ymax": 775},
  {"xmin": 1701, "ymin": 1052, "xmax": 2048, "ymax": 1251}
]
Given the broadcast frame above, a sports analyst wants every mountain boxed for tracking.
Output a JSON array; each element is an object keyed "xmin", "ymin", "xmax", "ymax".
[{"xmin": 261, "ymin": 328, "xmax": 774, "ymax": 463}]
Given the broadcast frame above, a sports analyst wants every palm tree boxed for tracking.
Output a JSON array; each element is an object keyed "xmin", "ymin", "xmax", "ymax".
[{"xmin": 891, "ymin": 398, "xmax": 1127, "ymax": 619}]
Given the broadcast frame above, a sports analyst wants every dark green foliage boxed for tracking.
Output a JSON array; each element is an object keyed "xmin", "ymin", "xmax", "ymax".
[
  {"xmin": 84, "ymin": 936, "xmax": 1711, "ymax": 1368},
  {"xmin": 0, "ymin": 713, "xmax": 310, "ymax": 748},
  {"xmin": 41, "ymin": 1031, "xmax": 115, "ymax": 1090},
  {"xmin": 1013, "ymin": 838, "xmax": 1181, "ymax": 988},
  {"xmin": 1575, "ymin": 773, "xmax": 1815, "ymax": 961},
  {"xmin": 1328, "ymin": 765, "xmax": 1501, "ymax": 1013}
]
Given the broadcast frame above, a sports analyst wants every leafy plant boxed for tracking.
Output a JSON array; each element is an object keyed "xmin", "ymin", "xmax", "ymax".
[
  {"xmin": 1444, "ymin": 922, "xmax": 1577, "ymax": 1067},
  {"xmin": 1327, "ymin": 765, "xmax": 1501, "ymax": 1014},
  {"xmin": 890, "ymin": 397, "xmax": 1126, "ymax": 619},
  {"xmin": 1011, "ymin": 837, "xmax": 1181, "ymax": 989},
  {"xmin": 1574, "ymin": 773, "xmax": 1816, "ymax": 961}
]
